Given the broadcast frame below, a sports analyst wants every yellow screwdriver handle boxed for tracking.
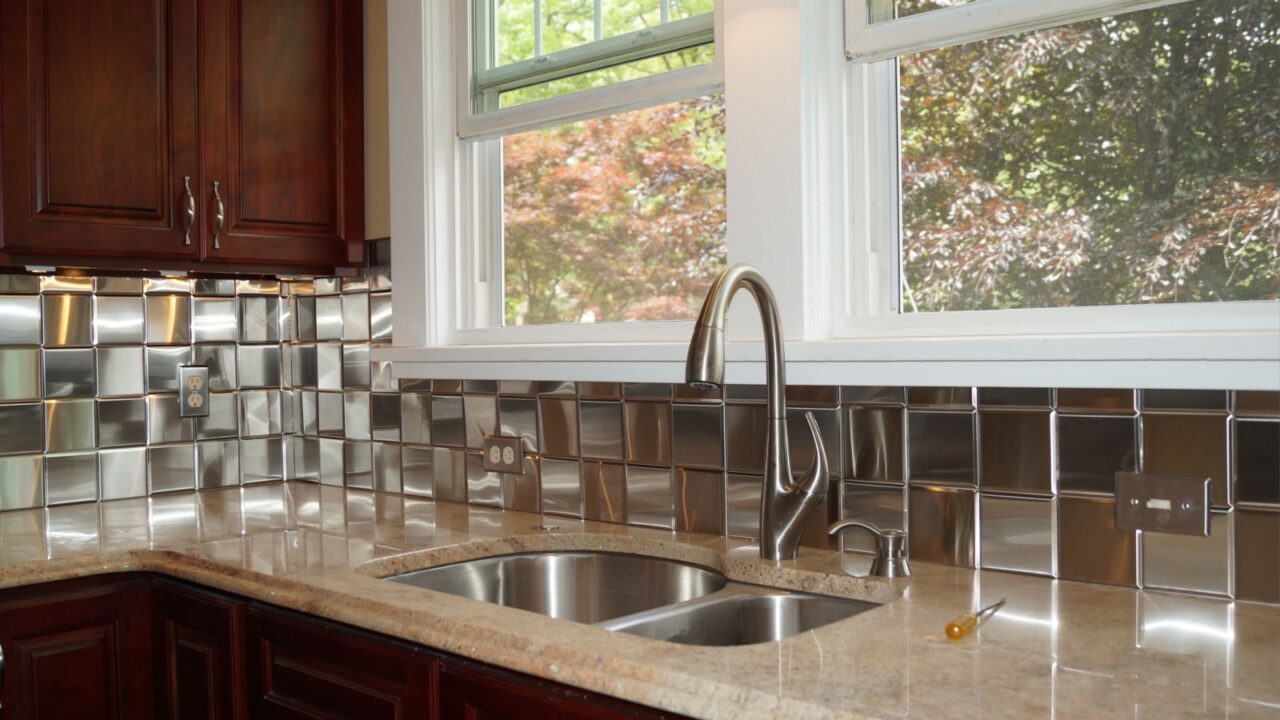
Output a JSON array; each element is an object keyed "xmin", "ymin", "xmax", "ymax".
[{"xmin": 946, "ymin": 612, "xmax": 978, "ymax": 640}]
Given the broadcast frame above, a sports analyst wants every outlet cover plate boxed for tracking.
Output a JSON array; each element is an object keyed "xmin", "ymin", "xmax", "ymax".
[
  {"xmin": 1115, "ymin": 472, "xmax": 1209, "ymax": 536},
  {"xmin": 178, "ymin": 365, "xmax": 210, "ymax": 417},
  {"xmin": 482, "ymin": 435, "xmax": 524, "ymax": 474}
]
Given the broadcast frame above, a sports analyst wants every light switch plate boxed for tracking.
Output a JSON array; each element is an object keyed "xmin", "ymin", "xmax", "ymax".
[
  {"xmin": 482, "ymin": 435, "xmax": 524, "ymax": 474},
  {"xmin": 1115, "ymin": 472, "xmax": 1209, "ymax": 536},
  {"xmin": 178, "ymin": 365, "xmax": 210, "ymax": 418}
]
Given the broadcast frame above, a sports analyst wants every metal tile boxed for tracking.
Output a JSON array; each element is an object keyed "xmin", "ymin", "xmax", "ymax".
[
  {"xmin": 93, "ymin": 347, "xmax": 146, "ymax": 399},
  {"xmin": 97, "ymin": 397, "xmax": 147, "ymax": 448},
  {"xmin": 786, "ymin": 385, "xmax": 839, "ymax": 408},
  {"xmin": 672, "ymin": 404, "xmax": 723, "ymax": 470},
  {"xmin": 624, "ymin": 401, "xmax": 670, "ymax": 466},
  {"xmin": 1057, "ymin": 496, "xmax": 1137, "ymax": 586},
  {"xmin": 0, "ymin": 404, "xmax": 45, "ymax": 455},
  {"xmin": 144, "ymin": 295, "xmax": 190, "ymax": 345},
  {"xmin": 1056, "ymin": 388, "xmax": 1136, "ymax": 414},
  {"xmin": 907, "ymin": 411, "xmax": 975, "ymax": 486},
  {"xmin": 44, "ymin": 348, "xmax": 95, "ymax": 398},
  {"xmin": 280, "ymin": 389, "xmax": 298, "ymax": 434},
  {"xmin": 786, "ymin": 408, "xmax": 841, "ymax": 479},
  {"xmin": 42, "ymin": 294, "xmax": 94, "ymax": 347},
  {"xmin": 674, "ymin": 383, "xmax": 722, "ymax": 404},
  {"xmin": 0, "ymin": 455, "xmax": 43, "ymax": 509},
  {"xmin": 239, "ymin": 296, "xmax": 281, "ymax": 343},
  {"xmin": 540, "ymin": 458, "xmax": 582, "ymax": 518},
  {"xmin": 433, "ymin": 379, "xmax": 463, "ymax": 395},
  {"xmin": 626, "ymin": 466, "xmax": 674, "ymax": 529},
  {"xmin": 724, "ymin": 403, "xmax": 767, "ymax": 475},
  {"xmin": 531, "ymin": 380, "xmax": 574, "ymax": 396},
  {"xmin": 503, "ymin": 456, "xmax": 541, "ymax": 513},
  {"xmin": 1235, "ymin": 391, "xmax": 1280, "ymax": 419},
  {"xmin": 313, "ymin": 277, "xmax": 342, "ymax": 295},
  {"xmin": 464, "ymin": 394, "xmax": 498, "ymax": 449},
  {"xmin": 189, "ymin": 297, "xmax": 236, "ymax": 343},
  {"xmin": 1142, "ymin": 511, "xmax": 1231, "ymax": 596},
  {"xmin": 1235, "ymin": 419, "xmax": 1280, "ymax": 506},
  {"xmin": 342, "ymin": 343, "xmax": 371, "ymax": 388},
  {"xmin": 423, "ymin": 395, "xmax": 460, "ymax": 447},
  {"xmin": 371, "ymin": 393, "xmax": 401, "ymax": 441},
  {"xmin": 146, "ymin": 346, "xmax": 192, "ymax": 392},
  {"xmin": 466, "ymin": 452, "xmax": 503, "ymax": 507},
  {"xmin": 42, "ymin": 276, "xmax": 94, "ymax": 293},
  {"xmin": 1141, "ymin": 389, "xmax": 1228, "ymax": 413},
  {"xmin": 979, "ymin": 495, "xmax": 1054, "ymax": 576},
  {"xmin": 623, "ymin": 383, "xmax": 670, "ymax": 400},
  {"xmin": 144, "ymin": 277, "xmax": 191, "ymax": 294},
  {"xmin": 295, "ymin": 297, "xmax": 317, "ymax": 342},
  {"xmin": 299, "ymin": 390, "xmax": 319, "ymax": 435},
  {"xmin": 403, "ymin": 446, "xmax": 433, "ymax": 498},
  {"xmin": 582, "ymin": 461, "xmax": 625, "ymax": 523},
  {"xmin": 979, "ymin": 410, "xmax": 1052, "ymax": 495},
  {"xmin": 401, "ymin": 393, "xmax": 431, "ymax": 445},
  {"xmin": 318, "ymin": 391, "xmax": 345, "ymax": 436},
  {"xmin": 726, "ymin": 474, "xmax": 762, "ymax": 540},
  {"xmin": 368, "ymin": 264, "xmax": 392, "ymax": 291},
  {"xmin": 907, "ymin": 387, "xmax": 973, "ymax": 409},
  {"xmin": 147, "ymin": 395, "xmax": 194, "ymax": 444},
  {"xmin": 433, "ymin": 447, "xmax": 468, "ymax": 503},
  {"xmin": 1235, "ymin": 509, "xmax": 1280, "ymax": 603},
  {"xmin": 497, "ymin": 397, "xmax": 536, "ymax": 451},
  {"xmin": 908, "ymin": 485, "xmax": 977, "ymax": 567},
  {"xmin": 977, "ymin": 388, "xmax": 1052, "ymax": 408},
  {"xmin": 235, "ymin": 279, "xmax": 278, "ymax": 295},
  {"xmin": 317, "ymin": 437, "xmax": 345, "ymax": 485},
  {"xmin": 373, "ymin": 442, "xmax": 401, "ymax": 493},
  {"xmin": 342, "ymin": 293, "xmax": 370, "ymax": 341},
  {"xmin": 0, "ymin": 274, "xmax": 40, "ymax": 294},
  {"xmin": 193, "ymin": 392, "xmax": 237, "ymax": 441},
  {"xmin": 238, "ymin": 345, "xmax": 281, "ymax": 389},
  {"xmin": 242, "ymin": 438, "xmax": 284, "ymax": 483},
  {"xmin": 537, "ymin": 397, "xmax": 579, "ymax": 458},
  {"xmin": 344, "ymin": 390, "xmax": 371, "ymax": 440},
  {"xmin": 368, "ymin": 292, "xmax": 391, "ymax": 340},
  {"xmin": 676, "ymin": 469, "xmax": 724, "ymax": 535},
  {"xmin": 839, "ymin": 482, "xmax": 906, "ymax": 554},
  {"xmin": 842, "ymin": 386, "xmax": 906, "ymax": 406},
  {"xmin": 846, "ymin": 406, "xmax": 904, "ymax": 482},
  {"xmin": 241, "ymin": 390, "xmax": 282, "ymax": 437},
  {"xmin": 316, "ymin": 343, "xmax": 342, "ymax": 390},
  {"xmin": 0, "ymin": 296, "xmax": 42, "ymax": 345},
  {"xmin": 580, "ymin": 401, "xmax": 624, "ymax": 462},
  {"xmin": 341, "ymin": 276, "xmax": 370, "ymax": 293},
  {"xmin": 344, "ymin": 442, "xmax": 373, "ymax": 488},
  {"xmin": 0, "ymin": 348, "xmax": 41, "ymax": 402},
  {"xmin": 197, "ymin": 440, "xmax": 241, "ymax": 489},
  {"xmin": 315, "ymin": 296, "xmax": 344, "ymax": 340},
  {"xmin": 578, "ymin": 383, "xmax": 621, "ymax": 401},
  {"xmin": 192, "ymin": 278, "xmax": 235, "ymax": 296},
  {"xmin": 496, "ymin": 380, "xmax": 537, "ymax": 397},
  {"xmin": 400, "ymin": 379, "xmax": 432, "ymax": 393},
  {"xmin": 99, "ymin": 447, "xmax": 147, "ymax": 500},
  {"xmin": 370, "ymin": 360, "xmax": 396, "ymax": 392},
  {"xmin": 44, "ymin": 453, "xmax": 98, "ymax": 505},
  {"xmin": 278, "ymin": 296, "xmax": 294, "ymax": 344},
  {"xmin": 192, "ymin": 344, "xmax": 237, "ymax": 392},
  {"xmin": 290, "ymin": 344, "xmax": 317, "ymax": 388},
  {"xmin": 45, "ymin": 398, "xmax": 95, "ymax": 452},
  {"xmin": 149, "ymin": 445, "xmax": 195, "ymax": 493},
  {"xmin": 1057, "ymin": 415, "xmax": 1136, "ymax": 496},
  {"xmin": 1142, "ymin": 413, "xmax": 1229, "ymax": 508},
  {"xmin": 93, "ymin": 277, "xmax": 143, "ymax": 295},
  {"xmin": 291, "ymin": 436, "xmax": 321, "ymax": 481}
]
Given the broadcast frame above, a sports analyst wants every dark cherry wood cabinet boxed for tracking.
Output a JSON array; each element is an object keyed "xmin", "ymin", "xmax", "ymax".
[
  {"xmin": 152, "ymin": 580, "xmax": 244, "ymax": 720},
  {"xmin": 0, "ymin": 0, "xmax": 364, "ymax": 272}
]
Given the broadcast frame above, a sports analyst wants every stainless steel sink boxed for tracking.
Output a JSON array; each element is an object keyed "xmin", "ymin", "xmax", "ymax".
[
  {"xmin": 386, "ymin": 551, "xmax": 727, "ymax": 624},
  {"xmin": 599, "ymin": 586, "xmax": 878, "ymax": 646}
]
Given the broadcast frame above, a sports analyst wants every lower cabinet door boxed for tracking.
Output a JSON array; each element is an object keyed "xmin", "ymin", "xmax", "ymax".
[
  {"xmin": 243, "ymin": 605, "xmax": 435, "ymax": 720},
  {"xmin": 152, "ymin": 580, "xmax": 244, "ymax": 720},
  {"xmin": 0, "ymin": 578, "xmax": 153, "ymax": 720},
  {"xmin": 438, "ymin": 663, "xmax": 559, "ymax": 720}
]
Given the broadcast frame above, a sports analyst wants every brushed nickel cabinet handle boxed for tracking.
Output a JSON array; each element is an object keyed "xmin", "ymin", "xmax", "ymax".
[
  {"xmin": 179, "ymin": 176, "xmax": 195, "ymax": 246},
  {"xmin": 211, "ymin": 181, "xmax": 225, "ymax": 250}
]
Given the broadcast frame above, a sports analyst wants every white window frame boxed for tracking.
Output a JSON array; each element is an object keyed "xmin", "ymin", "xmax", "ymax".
[{"xmin": 381, "ymin": 0, "xmax": 1280, "ymax": 390}]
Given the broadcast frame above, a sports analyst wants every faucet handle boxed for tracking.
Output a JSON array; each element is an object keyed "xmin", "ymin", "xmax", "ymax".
[
  {"xmin": 829, "ymin": 520, "xmax": 910, "ymax": 578},
  {"xmin": 796, "ymin": 411, "xmax": 829, "ymax": 506}
]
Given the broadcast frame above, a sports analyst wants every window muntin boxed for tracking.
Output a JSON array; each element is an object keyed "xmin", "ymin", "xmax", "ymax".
[{"xmin": 895, "ymin": 0, "xmax": 1278, "ymax": 313}]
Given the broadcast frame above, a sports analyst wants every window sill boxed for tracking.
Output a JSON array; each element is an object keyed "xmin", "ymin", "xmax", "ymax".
[{"xmin": 371, "ymin": 331, "xmax": 1280, "ymax": 390}]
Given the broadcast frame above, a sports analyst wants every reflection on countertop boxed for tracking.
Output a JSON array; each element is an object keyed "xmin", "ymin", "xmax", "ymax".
[{"xmin": 0, "ymin": 481, "xmax": 1276, "ymax": 719}]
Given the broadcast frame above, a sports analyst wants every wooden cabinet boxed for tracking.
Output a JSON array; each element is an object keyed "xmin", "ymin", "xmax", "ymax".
[
  {"xmin": 0, "ymin": 576, "xmax": 153, "ymax": 720},
  {"xmin": 0, "ymin": 0, "xmax": 363, "ymax": 272},
  {"xmin": 439, "ymin": 661, "xmax": 687, "ymax": 720},
  {"xmin": 152, "ymin": 580, "xmax": 244, "ymax": 720}
]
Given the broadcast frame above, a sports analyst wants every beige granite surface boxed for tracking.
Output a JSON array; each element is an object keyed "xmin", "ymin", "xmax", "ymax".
[{"xmin": 0, "ymin": 482, "xmax": 1276, "ymax": 719}]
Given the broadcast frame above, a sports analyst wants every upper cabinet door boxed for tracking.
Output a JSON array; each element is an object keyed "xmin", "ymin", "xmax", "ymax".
[
  {"xmin": 200, "ymin": 0, "xmax": 364, "ymax": 269},
  {"xmin": 0, "ymin": 0, "xmax": 201, "ymax": 260}
]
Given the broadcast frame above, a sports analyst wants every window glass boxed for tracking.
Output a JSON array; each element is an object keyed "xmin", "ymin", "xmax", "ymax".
[
  {"xmin": 898, "ymin": 0, "xmax": 1279, "ymax": 312},
  {"xmin": 501, "ymin": 95, "xmax": 726, "ymax": 325}
]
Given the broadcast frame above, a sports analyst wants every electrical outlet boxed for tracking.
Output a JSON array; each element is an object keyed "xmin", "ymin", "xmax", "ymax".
[
  {"xmin": 178, "ymin": 365, "xmax": 210, "ymax": 418},
  {"xmin": 1115, "ymin": 472, "xmax": 1209, "ymax": 536},
  {"xmin": 482, "ymin": 435, "xmax": 524, "ymax": 474}
]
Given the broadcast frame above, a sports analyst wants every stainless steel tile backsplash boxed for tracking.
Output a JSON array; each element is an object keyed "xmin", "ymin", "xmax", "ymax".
[{"xmin": 1, "ymin": 270, "xmax": 1277, "ymax": 604}]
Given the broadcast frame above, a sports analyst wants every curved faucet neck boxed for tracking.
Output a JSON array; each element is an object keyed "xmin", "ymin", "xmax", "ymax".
[{"xmin": 692, "ymin": 264, "xmax": 787, "ymax": 420}]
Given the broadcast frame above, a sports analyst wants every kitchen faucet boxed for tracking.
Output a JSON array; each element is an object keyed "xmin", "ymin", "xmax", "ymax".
[{"xmin": 685, "ymin": 264, "xmax": 829, "ymax": 561}]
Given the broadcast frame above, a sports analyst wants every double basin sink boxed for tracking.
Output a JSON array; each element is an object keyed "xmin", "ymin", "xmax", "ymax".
[{"xmin": 385, "ymin": 551, "xmax": 876, "ymax": 646}]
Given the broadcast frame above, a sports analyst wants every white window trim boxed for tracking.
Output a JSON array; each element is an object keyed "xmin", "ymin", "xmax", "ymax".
[{"xmin": 382, "ymin": 0, "xmax": 1280, "ymax": 390}]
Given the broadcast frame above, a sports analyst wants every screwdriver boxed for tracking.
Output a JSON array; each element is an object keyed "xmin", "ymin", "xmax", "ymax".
[{"xmin": 946, "ymin": 598, "xmax": 1006, "ymax": 640}]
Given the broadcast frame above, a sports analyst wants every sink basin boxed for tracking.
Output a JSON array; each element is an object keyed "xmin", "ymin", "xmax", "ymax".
[
  {"xmin": 600, "ymin": 588, "xmax": 878, "ymax": 646},
  {"xmin": 385, "ymin": 551, "xmax": 727, "ymax": 624}
]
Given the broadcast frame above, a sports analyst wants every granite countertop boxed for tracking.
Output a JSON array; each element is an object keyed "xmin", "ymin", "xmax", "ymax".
[{"xmin": 0, "ymin": 482, "xmax": 1275, "ymax": 719}]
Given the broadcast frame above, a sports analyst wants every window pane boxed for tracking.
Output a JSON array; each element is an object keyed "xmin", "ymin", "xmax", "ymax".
[
  {"xmin": 868, "ymin": 0, "xmax": 976, "ymax": 25},
  {"xmin": 501, "ymin": 95, "xmax": 726, "ymax": 326},
  {"xmin": 898, "ymin": 0, "xmax": 1279, "ymax": 312},
  {"xmin": 498, "ymin": 45, "xmax": 713, "ymax": 108}
]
